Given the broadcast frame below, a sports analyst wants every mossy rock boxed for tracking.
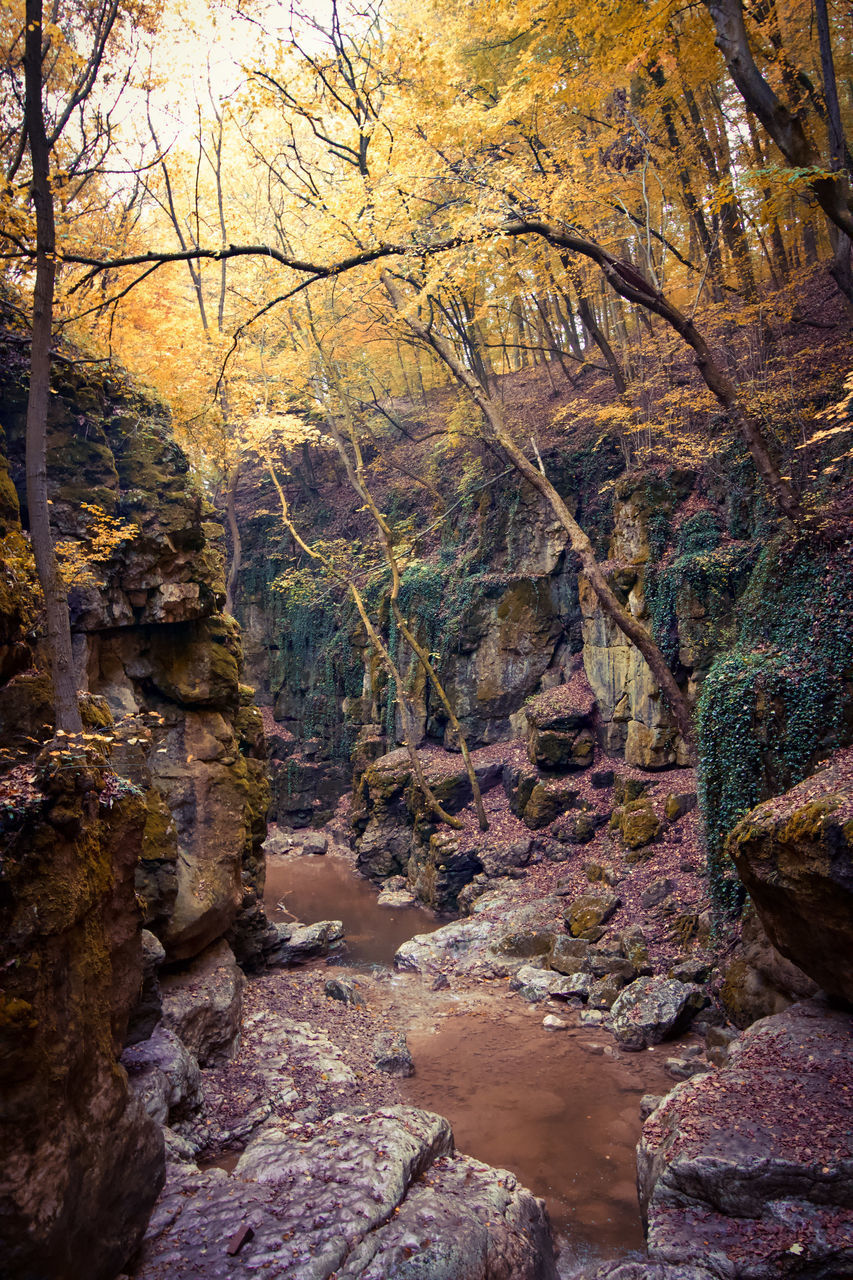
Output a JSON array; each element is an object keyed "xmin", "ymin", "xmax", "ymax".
[
  {"xmin": 613, "ymin": 776, "xmax": 651, "ymax": 805},
  {"xmin": 522, "ymin": 780, "xmax": 579, "ymax": 830},
  {"xmin": 665, "ymin": 791, "xmax": 698, "ymax": 822},
  {"xmin": 493, "ymin": 929, "xmax": 555, "ymax": 959},
  {"xmin": 618, "ymin": 799, "xmax": 661, "ymax": 849},
  {"xmin": 565, "ymin": 892, "xmax": 621, "ymax": 938}
]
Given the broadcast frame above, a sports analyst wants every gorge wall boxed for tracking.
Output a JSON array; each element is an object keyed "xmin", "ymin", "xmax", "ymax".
[{"xmin": 0, "ymin": 341, "xmax": 269, "ymax": 1277}]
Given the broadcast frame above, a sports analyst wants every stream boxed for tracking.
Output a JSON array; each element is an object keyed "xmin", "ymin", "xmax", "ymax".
[{"xmin": 264, "ymin": 850, "xmax": 675, "ymax": 1273}]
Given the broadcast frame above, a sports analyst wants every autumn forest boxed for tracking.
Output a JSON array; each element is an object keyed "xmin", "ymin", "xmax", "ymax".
[{"xmin": 2, "ymin": 0, "xmax": 853, "ymax": 1276}]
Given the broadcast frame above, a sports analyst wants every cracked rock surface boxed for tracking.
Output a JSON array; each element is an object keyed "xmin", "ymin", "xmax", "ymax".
[{"xmin": 133, "ymin": 1105, "xmax": 556, "ymax": 1280}]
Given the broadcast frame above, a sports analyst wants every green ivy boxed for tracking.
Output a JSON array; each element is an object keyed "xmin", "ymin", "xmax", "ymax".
[{"xmin": 697, "ymin": 537, "xmax": 853, "ymax": 917}]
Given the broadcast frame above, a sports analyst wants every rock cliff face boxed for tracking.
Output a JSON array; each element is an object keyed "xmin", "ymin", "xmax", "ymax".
[
  {"xmin": 0, "ymin": 356, "xmax": 269, "ymax": 963},
  {"xmin": 0, "ymin": 344, "xmax": 268, "ymax": 1276},
  {"xmin": 0, "ymin": 744, "xmax": 164, "ymax": 1280}
]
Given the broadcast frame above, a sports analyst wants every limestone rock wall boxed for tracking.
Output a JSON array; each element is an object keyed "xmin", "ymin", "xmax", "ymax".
[
  {"xmin": 0, "ymin": 745, "xmax": 165, "ymax": 1280},
  {"xmin": 0, "ymin": 355, "xmax": 269, "ymax": 963}
]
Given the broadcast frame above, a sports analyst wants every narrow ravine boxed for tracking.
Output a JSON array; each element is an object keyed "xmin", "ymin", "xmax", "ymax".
[{"xmin": 263, "ymin": 844, "xmax": 676, "ymax": 1273}]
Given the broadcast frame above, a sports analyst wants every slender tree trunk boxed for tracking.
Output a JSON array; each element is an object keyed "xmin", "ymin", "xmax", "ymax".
[
  {"xmin": 570, "ymin": 276, "xmax": 627, "ymax": 392},
  {"xmin": 381, "ymin": 271, "xmax": 698, "ymax": 762},
  {"xmin": 262, "ymin": 450, "xmax": 464, "ymax": 830},
  {"xmin": 224, "ymin": 461, "xmax": 242, "ymax": 615},
  {"xmin": 25, "ymin": 0, "xmax": 82, "ymax": 733}
]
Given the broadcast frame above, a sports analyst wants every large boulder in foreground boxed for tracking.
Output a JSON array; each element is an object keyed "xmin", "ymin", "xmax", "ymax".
[
  {"xmin": 727, "ymin": 749, "xmax": 853, "ymax": 1003},
  {"xmin": 134, "ymin": 1105, "xmax": 557, "ymax": 1280},
  {"xmin": 638, "ymin": 1001, "xmax": 853, "ymax": 1278}
]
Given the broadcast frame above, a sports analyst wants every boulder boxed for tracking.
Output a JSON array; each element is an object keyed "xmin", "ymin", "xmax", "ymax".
[
  {"xmin": 480, "ymin": 836, "xmax": 533, "ymax": 877},
  {"xmin": 565, "ymin": 892, "xmax": 621, "ymax": 937},
  {"xmin": 377, "ymin": 887, "xmax": 417, "ymax": 908},
  {"xmin": 664, "ymin": 792, "xmax": 697, "ymax": 822},
  {"xmin": 160, "ymin": 939, "xmax": 245, "ymax": 1065},
  {"xmin": 122, "ymin": 1027, "xmax": 203, "ymax": 1125},
  {"xmin": 726, "ymin": 750, "xmax": 853, "ymax": 1003},
  {"xmin": 525, "ymin": 680, "xmax": 597, "ymax": 771},
  {"xmin": 550, "ymin": 935, "xmax": 590, "ymax": 975},
  {"xmin": 720, "ymin": 906, "xmax": 818, "ymax": 1029},
  {"xmin": 610, "ymin": 977, "xmax": 706, "ymax": 1050},
  {"xmin": 638, "ymin": 1001, "xmax": 853, "ymax": 1278},
  {"xmin": 133, "ymin": 1106, "xmax": 557, "ymax": 1280},
  {"xmin": 324, "ymin": 977, "xmax": 367, "ymax": 1008},
  {"xmin": 615, "ymin": 799, "xmax": 661, "ymax": 850},
  {"xmin": 301, "ymin": 831, "xmax": 328, "ymax": 855},
  {"xmin": 510, "ymin": 965, "xmax": 585, "ymax": 1002},
  {"xmin": 264, "ymin": 919, "xmax": 344, "ymax": 966}
]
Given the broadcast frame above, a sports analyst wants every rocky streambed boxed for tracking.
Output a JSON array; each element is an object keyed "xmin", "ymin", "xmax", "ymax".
[{"xmin": 120, "ymin": 826, "xmax": 853, "ymax": 1280}]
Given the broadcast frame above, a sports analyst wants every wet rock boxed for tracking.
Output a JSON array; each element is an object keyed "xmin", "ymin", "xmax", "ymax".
[
  {"xmin": 726, "ymin": 755, "xmax": 853, "ymax": 1002},
  {"xmin": 134, "ymin": 1106, "xmax": 557, "ymax": 1280},
  {"xmin": 376, "ymin": 887, "xmax": 417, "ymax": 907},
  {"xmin": 122, "ymin": 1027, "xmax": 203, "ymax": 1125},
  {"xmin": 565, "ymin": 892, "xmax": 621, "ymax": 937},
  {"xmin": 324, "ymin": 977, "xmax": 367, "ymax": 1008},
  {"xmin": 610, "ymin": 977, "xmax": 706, "ymax": 1050},
  {"xmin": 664, "ymin": 1056, "xmax": 709, "ymax": 1081},
  {"xmin": 264, "ymin": 918, "xmax": 345, "ymax": 966},
  {"xmin": 160, "ymin": 939, "xmax": 245, "ymax": 1065},
  {"xmin": 639, "ymin": 1094, "xmax": 663, "ymax": 1122},
  {"xmin": 301, "ymin": 831, "xmax": 328, "ymax": 855},
  {"xmin": 638, "ymin": 1001, "xmax": 853, "ymax": 1278},
  {"xmin": 373, "ymin": 1031, "xmax": 415, "ymax": 1077}
]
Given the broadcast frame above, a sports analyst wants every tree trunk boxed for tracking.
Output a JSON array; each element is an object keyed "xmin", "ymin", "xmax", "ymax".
[
  {"xmin": 381, "ymin": 271, "xmax": 698, "ymax": 762},
  {"xmin": 25, "ymin": 0, "xmax": 82, "ymax": 733},
  {"xmin": 224, "ymin": 461, "xmax": 242, "ymax": 615}
]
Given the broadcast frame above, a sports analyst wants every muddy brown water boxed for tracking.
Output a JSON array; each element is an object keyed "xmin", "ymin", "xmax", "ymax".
[
  {"xmin": 263, "ymin": 850, "xmax": 675, "ymax": 1273},
  {"xmin": 264, "ymin": 852, "xmax": 444, "ymax": 966}
]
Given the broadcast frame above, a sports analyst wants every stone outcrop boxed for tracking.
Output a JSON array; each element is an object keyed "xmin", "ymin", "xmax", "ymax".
[
  {"xmin": 0, "ymin": 746, "xmax": 165, "ymax": 1280},
  {"xmin": 726, "ymin": 749, "xmax": 853, "ymax": 1003},
  {"xmin": 0, "ymin": 358, "xmax": 270, "ymax": 965},
  {"xmin": 638, "ymin": 1001, "xmax": 853, "ymax": 1277},
  {"xmin": 134, "ymin": 1106, "xmax": 557, "ymax": 1280},
  {"xmin": 159, "ymin": 938, "xmax": 246, "ymax": 1065},
  {"xmin": 720, "ymin": 906, "xmax": 818, "ymax": 1029}
]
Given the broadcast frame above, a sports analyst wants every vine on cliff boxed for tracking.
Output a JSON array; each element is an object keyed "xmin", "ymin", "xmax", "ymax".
[{"xmin": 697, "ymin": 536, "xmax": 853, "ymax": 916}]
